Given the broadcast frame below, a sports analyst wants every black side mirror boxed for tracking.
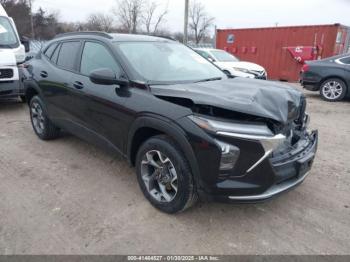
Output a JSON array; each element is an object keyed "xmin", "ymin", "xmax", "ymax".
[
  {"xmin": 20, "ymin": 37, "xmax": 30, "ymax": 52},
  {"xmin": 89, "ymin": 68, "xmax": 129, "ymax": 87}
]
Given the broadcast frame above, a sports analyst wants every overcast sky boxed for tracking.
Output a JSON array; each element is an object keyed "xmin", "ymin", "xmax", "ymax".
[{"xmin": 33, "ymin": 0, "xmax": 350, "ymax": 32}]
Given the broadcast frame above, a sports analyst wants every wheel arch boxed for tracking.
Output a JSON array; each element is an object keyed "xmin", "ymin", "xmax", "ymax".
[
  {"xmin": 127, "ymin": 116, "xmax": 201, "ymax": 186},
  {"xmin": 24, "ymin": 81, "xmax": 42, "ymax": 104}
]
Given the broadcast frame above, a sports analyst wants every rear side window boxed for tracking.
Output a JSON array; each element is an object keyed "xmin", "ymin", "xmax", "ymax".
[
  {"xmin": 44, "ymin": 43, "xmax": 58, "ymax": 58},
  {"xmin": 80, "ymin": 42, "xmax": 120, "ymax": 76},
  {"xmin": 57, "ymin": 41, "xmax": 81, "ymax": 70},
  {"xmin": 50, "ymin": 43, "xmax": 60, "ymax": 64}
]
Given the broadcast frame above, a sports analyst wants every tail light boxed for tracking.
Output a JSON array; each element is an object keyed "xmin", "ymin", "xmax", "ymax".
[{"xmin": 301, "ymin": 64, "xmax": 309, "ymax": 73}]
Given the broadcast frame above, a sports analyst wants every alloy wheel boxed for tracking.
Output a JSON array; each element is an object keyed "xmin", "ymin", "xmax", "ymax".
[
  {"xmin": 321, "ymin": 80, "xmax": 343, "ymax": 100},
  {"xmin": 140, "ymin": 150, "xmax": 178, "ymax": 203},
  {"xmin": 31, "ymin": 101, "xmax": 45, "ymax": 134}
]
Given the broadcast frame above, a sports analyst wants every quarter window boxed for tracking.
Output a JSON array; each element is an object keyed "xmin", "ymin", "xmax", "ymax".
[
  {"xmin": 44, "ymin": 43, "xmax": 58, "ymax": 58},
  {"xmin": 50, "ymin": 43, "xmax": 60, "ymax": 64},
  {"xmin": 57, "ymin": 41, "xmax": 81, "ymax": 70},
  {"xmin": 80, "ymin": 42, "xmax": 120, "ymax": 76}
]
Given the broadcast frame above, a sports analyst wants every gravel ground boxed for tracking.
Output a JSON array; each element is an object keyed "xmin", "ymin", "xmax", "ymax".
[{"xmin": 0, "ymin": 84, "xmax": 349, "ymax": 255}]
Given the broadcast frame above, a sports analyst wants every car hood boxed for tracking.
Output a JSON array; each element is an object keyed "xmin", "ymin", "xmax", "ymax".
[
  {"xmin": 150, "ymin": 78, "xmax": 303, "ymax": 124},
  {"xmin": 215, "ymin": 61, "xmax": 265, "ymax": 71}
]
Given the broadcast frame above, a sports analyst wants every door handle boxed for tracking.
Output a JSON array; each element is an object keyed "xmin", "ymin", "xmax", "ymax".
[
  {"xmin": 40, "ymin": 71, "xmax": 48, "ymax": 78},
  {"xmin": 73, "ymin": 81, "xmax": 84, "ymax": 89}
]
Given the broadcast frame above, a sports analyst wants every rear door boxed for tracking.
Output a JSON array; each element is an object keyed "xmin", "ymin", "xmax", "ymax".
[{"xmin": 39, "ymin": 40, "xmax": 83, "ymax": 127}]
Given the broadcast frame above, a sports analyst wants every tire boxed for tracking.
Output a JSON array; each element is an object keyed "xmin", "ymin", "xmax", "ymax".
[
  {"xmin": 19, "ymin": 95, "xmax": 26, "ymax": 103},
  {"xmin": 29, "ymin": 95, "xmax": 60, "ymax": 140},
  {"xmin": 319, "ymin": 78, "xmax": 347, "ymax": 102},
  {"xmin": 223, "ymin": 70, "xmax": 231, "ymax": 76},
  {"xmin": 135, "ymin": 135, "xmax": 198, "ymax": 213}
]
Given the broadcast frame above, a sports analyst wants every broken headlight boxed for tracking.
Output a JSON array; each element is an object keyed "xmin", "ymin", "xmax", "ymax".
[{"xmin": 188, "ymin": 115, "xmax": 274, "ymax": 136}]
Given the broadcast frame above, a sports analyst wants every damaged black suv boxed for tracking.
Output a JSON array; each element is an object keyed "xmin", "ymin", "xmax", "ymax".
[{"xmin": 24, "ymin": 32, "xmax": 318, "ymax": 213}]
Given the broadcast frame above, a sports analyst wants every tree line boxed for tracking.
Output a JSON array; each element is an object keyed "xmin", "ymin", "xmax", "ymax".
[{"xmin": 1, "ymin": 0, "xmax": 214, "ymax": 44}]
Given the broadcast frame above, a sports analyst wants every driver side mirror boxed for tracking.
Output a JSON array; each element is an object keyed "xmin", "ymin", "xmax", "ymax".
[
  {"xmin": 20, "ymin": 37, "xmax": 30, "ymax": 52},
  {"xmin": 89, "ymin": 68, "xmax": 129, "ymax": 87}
]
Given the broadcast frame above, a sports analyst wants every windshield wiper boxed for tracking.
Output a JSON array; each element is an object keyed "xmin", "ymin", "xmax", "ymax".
[{"xmin": 195, "ymin": 77, "xmax": 222, "ymax": 83}]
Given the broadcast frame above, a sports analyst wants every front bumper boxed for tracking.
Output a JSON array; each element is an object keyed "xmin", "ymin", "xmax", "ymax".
[
  {"xmin": 197, "ymin": 130, "xmax": 318, "ymax": 203},
  {"xmin": 0, "ymin": 67, "xmax": 24, "ymax": 98},
  {"xmin": 228, "ymin": 171, "xmax": 310, "ymax": 201}
]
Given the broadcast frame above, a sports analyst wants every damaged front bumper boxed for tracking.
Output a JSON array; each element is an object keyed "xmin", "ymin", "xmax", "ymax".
[{"xmin": 202, "ymin": 130, "xmax": 318, "ymax": 203}]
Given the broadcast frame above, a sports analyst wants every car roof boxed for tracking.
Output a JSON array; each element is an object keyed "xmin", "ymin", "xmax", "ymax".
[{"xmin": 54, "ymin": 31, "xmax": 175, "ymax": 43}]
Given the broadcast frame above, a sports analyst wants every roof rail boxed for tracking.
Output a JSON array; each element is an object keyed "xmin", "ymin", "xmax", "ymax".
[
  {"xmin": 54, "ymin": 31, "xmax": 113, "ymax": 39},
  {"xmin": 152, "ymin": 35, "xmax": 177, "ymax": 41}
]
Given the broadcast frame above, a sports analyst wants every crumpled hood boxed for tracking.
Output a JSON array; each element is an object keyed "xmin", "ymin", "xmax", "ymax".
[
  {"xmin": 0, "ymin": 49, "xmax": 17, "ymax": 66},
  {"xmin": 150, "ymin": 78, "xmax": 303, "ymax": 124}
]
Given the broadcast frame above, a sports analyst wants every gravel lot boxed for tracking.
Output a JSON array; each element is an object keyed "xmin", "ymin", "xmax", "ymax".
[{"xmin": 0, "ymin": 84, "xmax": 349, "ymax": 255}]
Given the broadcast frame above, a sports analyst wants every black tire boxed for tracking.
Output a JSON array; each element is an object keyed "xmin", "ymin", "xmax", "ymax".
[
  {"xmin": 29, "ymin": 95, "xmax": 60, "ymax": 140},
  {"xmin": 135, "ymin": 135, "xmax": 198, "ymax": 213},
  {"xmin": 319, "ymin": 78, "xmax": 347, "ymax": 102},
  {"xmin": 19, "ymin": 95, "xmax": 26, "ymax": 103},
  {"xmin": 223, "ymin": 70, "xmax": 231, "ymax": 76}
]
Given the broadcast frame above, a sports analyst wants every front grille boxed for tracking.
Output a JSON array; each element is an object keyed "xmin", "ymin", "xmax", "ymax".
[{"xmin": 0, "ymin": 69, "xmax": 14, "ymax": 79}]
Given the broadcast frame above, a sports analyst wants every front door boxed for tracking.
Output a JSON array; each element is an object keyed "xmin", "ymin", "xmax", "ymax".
[{"xmin": 70, "ymin": 41, "xmax": 128, "ymax": 152}]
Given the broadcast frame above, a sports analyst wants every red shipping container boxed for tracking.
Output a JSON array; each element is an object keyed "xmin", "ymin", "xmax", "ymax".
[{"xmin": 216, "ymin": 24, "xmax": 350, "ymax": 81}]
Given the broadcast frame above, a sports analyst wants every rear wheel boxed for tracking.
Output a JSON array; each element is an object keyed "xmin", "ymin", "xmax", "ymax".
[
  {"xmin": 135, "ymin": 135, "xmax": 197, "ymax": 213},
  {"xmin": 320, "ymin": 78, "xmax": 347, "ymax": 102},
  {"xmin": 30, "ymin": 96, "xmax": 60, "ymax": 140}
]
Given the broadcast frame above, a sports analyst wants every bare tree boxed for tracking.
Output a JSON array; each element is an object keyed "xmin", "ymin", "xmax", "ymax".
[
  {"xmin": 189, "ymin": 0, "xmax": 214, "ymax": 44},
  {"xmin": 86, "ymin": 13, "xmax": 115, "ymax": 32},
  {"xmin": 143, "ymin": 1, "xmax": 168, "ymax": 34},
  {"xmin": 113, "ymin": 0, "xmax": 144, "ymax": 34}
]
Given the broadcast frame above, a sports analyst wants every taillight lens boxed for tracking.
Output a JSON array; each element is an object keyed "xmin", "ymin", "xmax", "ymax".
[{"xmin": 301, "ymin": 64, "xmax": 309, "ymax": 73}]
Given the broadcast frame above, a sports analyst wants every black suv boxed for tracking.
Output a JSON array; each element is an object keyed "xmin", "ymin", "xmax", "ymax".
[{"xmin": 24, "ymin": 32, "xmax": 318, "ymax": 213}]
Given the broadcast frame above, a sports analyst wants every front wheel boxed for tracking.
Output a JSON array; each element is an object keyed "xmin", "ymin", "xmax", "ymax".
[
  {"xmin": 135, "ymin": 135, "xmax": 198, "ymax": 213},
  {"xmin": 320, "ymin": 78, "xmax": 347, "ymax": 102}
]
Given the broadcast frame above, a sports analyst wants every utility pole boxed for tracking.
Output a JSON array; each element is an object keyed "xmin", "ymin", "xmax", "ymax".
[
  {"xmin": 28, "ymin": 0, "xmax": 35, "ymax": 39},
  {"xmin": 183, "ymin": 0, "xmax": 189, "ymax": 44}
]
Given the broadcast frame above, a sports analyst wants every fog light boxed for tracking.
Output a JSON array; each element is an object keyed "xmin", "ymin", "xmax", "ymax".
[{"xmin": 216, "ymin": 140, "xmax": 240, "ymax": 170}]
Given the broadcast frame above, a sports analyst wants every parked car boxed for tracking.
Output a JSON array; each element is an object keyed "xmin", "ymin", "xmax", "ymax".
[
  {"xmin": 194, "ymin": 48, "xmax": 267, "ymax": 80},
  {"xmin": 24, "ymin": 32, "xmax": 318, "ymax": 213},
  {"xmin": 0, "ymin": 4, "xmax": 29, "ymax": 101},
  {"xmin": 301, "ymin": 53, "xmax": 350, "ymax": 102}
]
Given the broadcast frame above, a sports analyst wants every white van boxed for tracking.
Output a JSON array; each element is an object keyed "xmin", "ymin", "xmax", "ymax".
[{"xmin": 0, "ymin": 4, "xmax": 28, "ymax": 100}]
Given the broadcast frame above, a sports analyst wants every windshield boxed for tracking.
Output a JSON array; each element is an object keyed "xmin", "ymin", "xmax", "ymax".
[
  {"xmin": 116, "ymin": 42, "xmax": 225, "ymax": 84},
  {"xmin": 0, "ymin": 16, "xmax": 18, "ymax": 48},
  {"xmin": 211, "ymin": 50, "xmax": 239, "ymax": 62}
]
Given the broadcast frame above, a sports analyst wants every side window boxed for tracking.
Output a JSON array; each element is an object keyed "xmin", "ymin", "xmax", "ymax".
[
  {"xmin": 198, "ymin": 50, "xmax": 215, "ymax": 61},
  {"xmin": 340, "ymin": 56, "xmax": 350, "ymax": 65},
  {"xmin": 44, "ymin": 43, "xmax": 58, "ymax": 58},
  {"xmin": 80, "ymin": 42, "xmax": 120, "ymax": 76},
  {"xmin": 50, "ymin": 43, "xmax": 60, "ymax": 64},
  {"xmin": 57, "ymin": 41, "xmax": 81, "ymax": 70}
]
